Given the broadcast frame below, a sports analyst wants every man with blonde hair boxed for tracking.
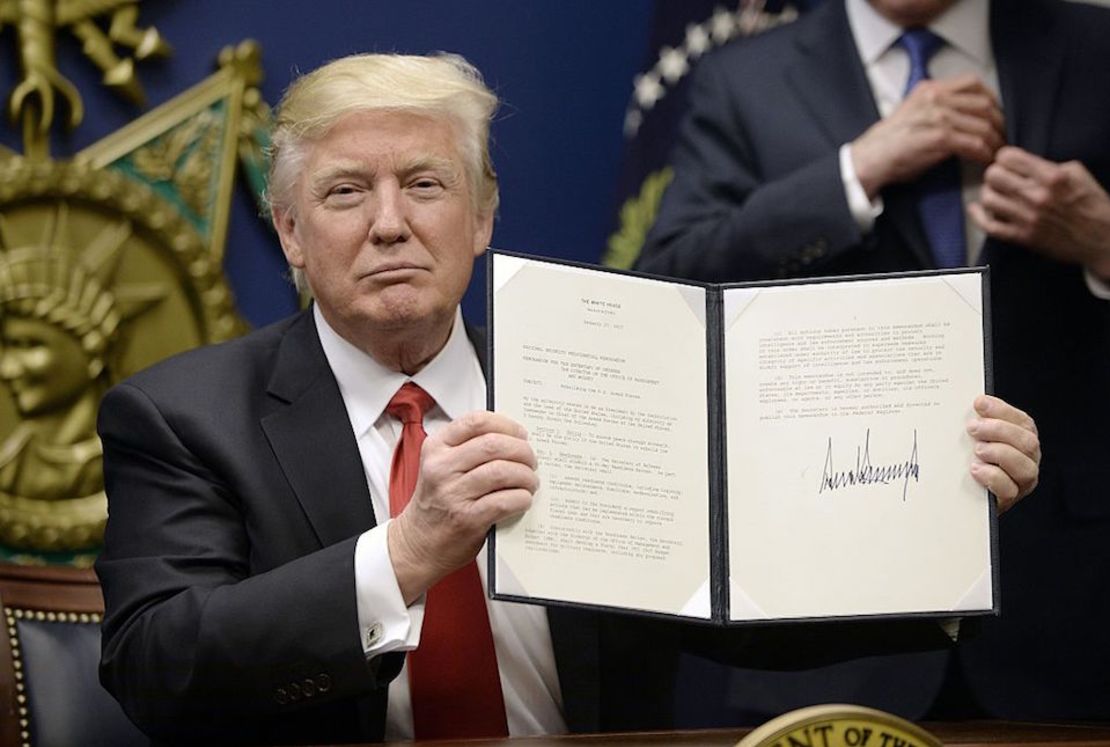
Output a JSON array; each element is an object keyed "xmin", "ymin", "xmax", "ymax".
[{"xmin": 96, "ymin": 51, "xmax": 1040, "ymax": 744}]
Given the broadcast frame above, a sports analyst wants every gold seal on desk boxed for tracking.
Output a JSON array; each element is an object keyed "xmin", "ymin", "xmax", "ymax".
[{"xmin": 737, "ymin": 704, "xmax": 942, "ymax": 747}]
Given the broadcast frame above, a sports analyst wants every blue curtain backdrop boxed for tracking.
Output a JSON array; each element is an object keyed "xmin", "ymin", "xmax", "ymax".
[{"xmin": 0, "ymin": 0, "xmax": 654, "ymax": 327}]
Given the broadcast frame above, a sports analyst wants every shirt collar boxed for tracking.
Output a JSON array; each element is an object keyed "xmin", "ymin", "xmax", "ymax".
[
  {"xmin": 847, "ymin": 0, "xmax": 992, "ymax": 68},
  {"xmin": 932, "ymin": 0, "xmax": 992, "ymax": 70},
  {"xmin": 313, "ymin": 304, "xmax": 481, "ymax": 437}
]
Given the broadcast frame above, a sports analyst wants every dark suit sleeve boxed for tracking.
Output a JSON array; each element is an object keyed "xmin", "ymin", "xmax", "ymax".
[
  {"xmin": 636, "ymin": 48, "xmax": 864, "ymax": 282},
  {"xmin": 96, "ymin": 382, "xmax": 397, "ymax": 743}
]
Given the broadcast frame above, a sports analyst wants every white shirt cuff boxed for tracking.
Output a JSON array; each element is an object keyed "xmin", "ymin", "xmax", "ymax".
[
  {"xmin": 1084, "ymin": 267, "xmax": 1110, "ymax": 300},
  {"xmin": 839, "ymin": 143, "xmax": 883, "ymax": 232},
  {"xmin": 354, "ymin": 521, "xmax": 425, "ymax": 657}
]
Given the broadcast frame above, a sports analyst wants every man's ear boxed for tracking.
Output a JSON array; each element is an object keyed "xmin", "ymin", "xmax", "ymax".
[
  {"xmin": 472, "ymin": 209, "xmax": 494, "ymax": 258},
  {"xmin": 272, "ymin": 207, "xmax": 305, "ymax": 268}
]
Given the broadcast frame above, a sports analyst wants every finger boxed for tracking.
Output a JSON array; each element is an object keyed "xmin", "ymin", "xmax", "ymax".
[
  {"xmin": 945, "ymin": 90, "xmax": 1005, "ymax": 132},
  {"xmin": 1060, "ymin": 159, "xmax": 1099, "ymax": 187},
  {"xmin": 987, "ymin": 157, "xmax": 1071, "ymax": 219},
  {"xmin": 968, "ymin": 201, "xmax": 1005, "ymax": 239},
  {"xmin": 968, "ymin": 201, "xmax": 1026, "ymax": 243},
  {"xmin": 969, "ymin": 414, "xmax": 1040, "ymax": 455},
  {"xmin": 979, "ymin": 184, "xmax": 1038, "ymax": 227},
  {"xmin": 943, "ymin": 114, "xmax": 1004, "ymax": 163},
  {"xmin": 969, "ymin": 461, "xmax": 1022, "ymax": 512},
  {"xmin": 437, "ymin": 410, "xmax": 528, "ymax": 447},
  {"xmin": 983, "ymin": 160, "xmax": 1033, "ymax": 197},
  {"xmin": 934, "ymin": 73, "xmax": 995, "ymax": 98},
  {"xmin": 954, "ymin": 110, "xmax": 1006, "ymax": 153},
  {"xmin": 973, "ymin": 439, "xmax": 1040, "ymax": 492},
  {"xmin": 973, "ymin": 394, "xmax": 1038, "ymax": 433},
  {"xmin": 967, "ymin": 455, "xmax": 1034, "ymax": 512},
  {"xmin": 428, "ymin": 430, "xmax": 538, "ymax": 475},
  {"xmin": 456, "ymin": 458, "xmax": 540, "ymax": 501},
  {"xmin": 915, "ymin": 78, "xmax": 1004, "ymax": 137},
  {"xmin": 994, "ymin": 146, "xmax": 1058, "ymax": 182},
  {"xmin": 468, "ymin": 487, "xmax": 536, "ymax": 528}
]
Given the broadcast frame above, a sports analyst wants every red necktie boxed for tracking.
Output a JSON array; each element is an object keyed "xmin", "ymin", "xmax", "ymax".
[{"xmin": 386, "ymin": 382, "xmax": 509, "ymax": 740}]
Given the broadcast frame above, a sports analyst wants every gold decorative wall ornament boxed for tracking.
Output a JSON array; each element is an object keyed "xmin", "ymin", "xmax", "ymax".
[
  {"xmin": 603, "ymin": 167, "xmax": 673, "ymax": 270},
  {"xmin": 0, "ymin": 0, "xmax": 172, "ymax": 160},
  {"xmin": 0, "ymin": 159, "xmax": 244, "ymax": 555},
  {"xmin": 0, "ymin": 2, "xmax": 271, "ymax": 562}
]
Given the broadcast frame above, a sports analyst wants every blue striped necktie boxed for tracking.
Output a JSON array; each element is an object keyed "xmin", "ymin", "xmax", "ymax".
[{"xmin": 899, "ymin": 28, "xmax": 966, "ymax": 268}]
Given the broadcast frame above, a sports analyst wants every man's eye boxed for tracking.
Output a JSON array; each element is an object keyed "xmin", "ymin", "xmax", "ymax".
[
  {"xmin": 324, "ymin": 185, "xmax": 363, "ymax": 204},
  {"xmin": 411, "ymin": 178, "xmax": 443, "ymax": 191}
]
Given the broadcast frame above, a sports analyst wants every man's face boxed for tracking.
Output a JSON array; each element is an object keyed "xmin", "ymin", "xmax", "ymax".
[
  {"xmin": 274, "ymin": 109, "xmax": 493, "ymax": 355},
  {"xmin": 867, "ymin": 0, "xmax": 958, "ymax": 27}
]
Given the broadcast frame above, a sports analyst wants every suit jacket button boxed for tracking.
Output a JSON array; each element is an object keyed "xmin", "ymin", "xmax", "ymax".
[
  {"xmin": 275, "ymin": 687, "xmax": 289, "ymax": 705},
  {"xmin": 288, "ymin": 682, "xmax": 302, "ymax": 702},
  {"xmin": 302, "ymin": 677, "xmax": 317, "ymax": 698},
  {"xmin": 317, "ymin": 673, "xmax": 332, "ymax": 693}
]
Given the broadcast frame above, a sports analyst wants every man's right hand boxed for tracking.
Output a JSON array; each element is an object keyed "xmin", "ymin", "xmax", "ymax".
[
  {"xmin": 851, "ymin": 73, "xmax": 1005, "ymax": 199},
  {"xmin": 387, "ymin": 411, "xmax": 538, "ymax": 604}
]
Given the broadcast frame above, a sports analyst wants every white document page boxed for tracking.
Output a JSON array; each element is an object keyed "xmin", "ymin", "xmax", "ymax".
[
  {"xmin": 724, "ymin": 273, "xmax": 992, "ymax": 621},
  {"xmin": 492, "ymin": 255, "xmax": 712, "ymax": 618}
]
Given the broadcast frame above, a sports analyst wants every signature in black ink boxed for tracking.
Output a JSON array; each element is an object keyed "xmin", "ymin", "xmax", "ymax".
[{"xmin": 819, "ymin": 428, "xmax": 920, "ymax": 501}]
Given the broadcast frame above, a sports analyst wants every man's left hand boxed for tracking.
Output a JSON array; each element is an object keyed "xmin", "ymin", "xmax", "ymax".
[
  {"xmin": 970, "ymin": 146, "xmax": 1110, "ymax": 279},
  {"xmin": 967, "ymin": 394, "xmax": 1040, "ymax": 513}
]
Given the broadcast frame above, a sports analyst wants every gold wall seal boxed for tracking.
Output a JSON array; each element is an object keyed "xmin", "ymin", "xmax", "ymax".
[
  {"xmin": 0, "ymin": 157, "xmax": 243, "ymax": 555},
  {"xmin": 737, "ymin": 705, "xmax": 942, "ymax": 747},
  {"xmin": 1, "ymin": 2, "xmax": 269, "ymax": 562}
]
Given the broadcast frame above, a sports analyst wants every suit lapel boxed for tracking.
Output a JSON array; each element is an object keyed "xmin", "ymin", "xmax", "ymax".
[
  {"xmin": 786, "ymin": 1, "xmax": 880, "ymax": 151},
  {"xmin": 981, "ymin": 1, "xmax": 1064, "ymax": 264},
  {"xmin": 992, "ymin": 0, "xmax": 1064, "ymax": 156},
  {"xmin": 787, "ymin": 0, "xmax": 933, "ymax": 268},
  {"xmin": 466, "ymin": 321, "xmax": 487, "ymax": 377},
  {"xmin": 261, "ymin": 310, "xmax": 376, "ymax": 547}
]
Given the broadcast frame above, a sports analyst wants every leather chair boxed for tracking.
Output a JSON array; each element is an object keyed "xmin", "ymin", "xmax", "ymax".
[{"xmin": 0, "ymin": 564, "xmax": 146, "ymax": 747}]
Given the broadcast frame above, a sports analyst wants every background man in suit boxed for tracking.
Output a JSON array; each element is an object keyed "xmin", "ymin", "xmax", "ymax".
[
  {"xmin": 96, "ymin": 51, "xmax": 1041, "ymax": 745},
  {"xmin": 637, "ymin": 0, "xmax": 1110, "ymax": 721}
]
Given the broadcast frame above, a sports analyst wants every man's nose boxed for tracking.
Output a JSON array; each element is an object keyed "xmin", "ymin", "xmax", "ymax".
[{"xmin": 369, "ymin": 185, "xmax": 411, "ymax": 245}]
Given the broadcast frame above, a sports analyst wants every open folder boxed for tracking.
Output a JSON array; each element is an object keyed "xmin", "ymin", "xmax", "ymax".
[{"xmin": 487, "ymin": 250, "xmax": 996, "ymax": 625}]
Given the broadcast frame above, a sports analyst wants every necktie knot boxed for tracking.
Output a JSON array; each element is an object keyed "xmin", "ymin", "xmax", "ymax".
[
  {"xmin": 387, "ymin": 382, "xmax": 434, "ymax": 425},
  {"xmin": 898, "ymin": 27, "xmax": 945, "ymax": 94}
]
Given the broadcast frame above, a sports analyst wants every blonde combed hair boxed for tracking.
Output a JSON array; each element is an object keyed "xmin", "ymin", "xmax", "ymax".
[{"xmin": 267, "ymin": 52, "xmax": 500, "ymax": 219}]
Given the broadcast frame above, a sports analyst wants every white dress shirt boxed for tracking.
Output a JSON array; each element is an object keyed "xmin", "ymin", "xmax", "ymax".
[
  {"xmin": 839, "ymin": 0, "xmax": 1110, "ymax": 297},
  {"xmin": 313, "ymin": 305, "xmax": 567, "ymax": 740}
]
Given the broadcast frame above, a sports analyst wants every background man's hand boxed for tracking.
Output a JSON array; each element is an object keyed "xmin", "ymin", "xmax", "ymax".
[
  {"xmin": 852, "ymin": 74, "xmax": 1005, "ymax": 199},
  {"xmin": 969, "ymin": 146, "xmax": 1110, "ymax": 279},
  {"xmin": 388, "ymin": 411, "xmax": 538, "ymax": 603},
  {"xmin": 967, "ymin": 394, "xmax": 1040, "ymax": 513}
]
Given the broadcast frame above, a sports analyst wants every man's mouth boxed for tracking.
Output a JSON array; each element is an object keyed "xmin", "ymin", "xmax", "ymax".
[{"xmin": 365, "ymin": 263, "xmax": 425, "ymax": 278}]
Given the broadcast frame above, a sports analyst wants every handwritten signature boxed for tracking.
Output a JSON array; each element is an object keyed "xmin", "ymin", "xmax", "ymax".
[{"xmin": 819, "ymin": 428, "xmax": 920, "ymax": 500}]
